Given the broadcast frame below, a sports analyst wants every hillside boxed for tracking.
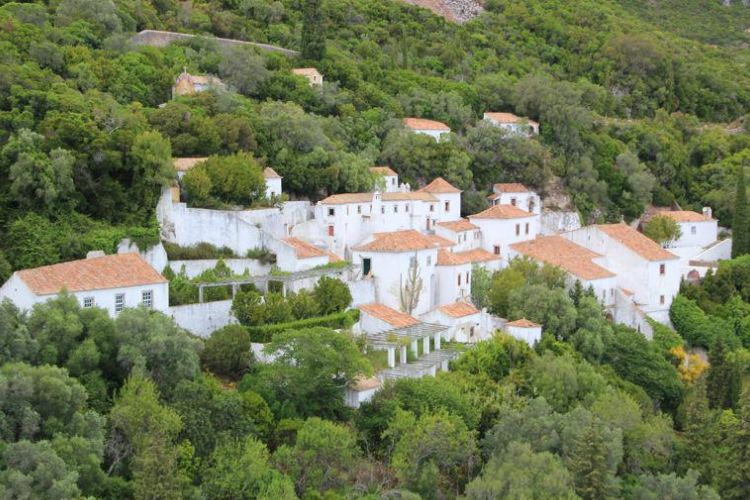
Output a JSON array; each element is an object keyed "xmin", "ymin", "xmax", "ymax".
[{"xmin": 400, "ymin": 0, "xmax": 483, "ymax": 22}]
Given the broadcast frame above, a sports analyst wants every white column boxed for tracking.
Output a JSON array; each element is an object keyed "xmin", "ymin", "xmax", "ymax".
[
  {"xmin": 434, "ymin": 332, "xmax": 441, "ymax": 350},
  {"xmin": 400, "ymin": 345, "xmax": 407, "ymax": 365},
  {"xmin": 411, "ymin": 339, "xmax": 418, "ymax": 356},
  {"xmin": 442, "ymin": 359, "xmax": 449, "ymax": 371},
  {"xmin": 423, "ymin": 336, "xmax": 430, "ymax": 355},
  {"xmin": 387, "ymin": 347, "xmax": 396, "ymax": 368}
]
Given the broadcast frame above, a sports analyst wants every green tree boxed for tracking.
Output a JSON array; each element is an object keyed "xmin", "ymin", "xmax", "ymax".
[
  {"xmin": 313, "ymin": 276, "xmax": 352, "ymax": 315},
  {"xmin": 129, "ymin": 130, "xmax": 175, "ymax": 215},
  {"xmin": 0, "ymin": 300, "xmax": 37, "ymax": 364},
  {"xmin": 218, "ymin": 46, "xmax": 270, "ymax": 97},
  {"xmin": 201, "ymin": 324, "xmax": 254, "ymax": 380},
  {"xmin": 301, "ymin": 0, "xmax": 326, "ymax": 60},
  {"xmin": 644, "ymin": 215, "xmax": 683, "ymax": 247},
  {"xmin": 0, "ymin": 440, "xmax": 81, "ymax": 499},
  {"xmin": 470, "ymin": 265, "xmax": 492, "ymax": 310},
  {"xmin": 183, "ymin": 153, "xmax": 266, "ymax": 207},
  {"xmin": 679, "ymin": 377, "xmax": 718, "ymax": 486},
  {"xmin": 567, "ymin": 420, "xmax": 619, "ymax": 500},
  {"xmin": 630, "ymin": 470, "xmax": 719, "ymax": 500},
  {"xmin": 706, "ymin": 335, "xmax": 740, "ymax": 410},
  {"xmin": 733, "ymin": 166, "xmax": 750, "ymax": 258},
  {"xmin": 722, "ymin": 388, "xmax": 750, "ymax": 499},
  {"xmin": 232, "ymin": 289, "xmax": 266, "ymax": 327}
]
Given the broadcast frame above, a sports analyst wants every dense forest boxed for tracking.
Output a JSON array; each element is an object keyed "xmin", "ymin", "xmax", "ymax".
[{"xmin": 3, "ymin": 0, "xmax": 750, "ymax": 498}]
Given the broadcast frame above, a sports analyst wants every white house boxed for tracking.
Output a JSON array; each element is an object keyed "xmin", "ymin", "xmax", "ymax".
[
  {"xmin": 564, "ymin": 224, "xmax": 680, "ymax": 326},
  {"xmin": 435, "ymin": 219, "xmax": 481, "ymax": 252},
  {"xmin": 468, "ymin": 204, "xmax": 539, "ymax": 261},
  {"xmin": 345, "ymin": 376, "xmax": 382, "ymax": 408},
  {"xmin": 510, "ymin": 235, "xmax": 617, "ymax": 308},
  {"xmin": 417, "ymin": 177, "xmax": 462, "ymax": 222},
  {"xmin": 292, "ymin": 67, "xmax": 323, "ymax": 86},
  {"xmin": 658, "ymin": 209, "xmax": 718, "ymax": 249},
  {"xmin": 172, "ymin": 70, "xmax": 226, "ymax": 98},
  {"xmin": 0, "ymin": 253, "xmax": 169, "ymax": 317},
  {"xmin": 352, "ymin": 230, "xmax": 448, "ymax": 316},
  {"xmin": 483, "ymin": 112, "xmax": 539, "ymax": 137},
  {"xmin": 370, "ymin": 166, "xmax": 400, "ymax": 193},
  {"xmin": 263, "ymin": 167, "xmax": 283, "ymax": 198},
  {"xmin": 488, "ymin": 183, "xmax": 541, "ymax": 215},
  {"xmin": 403, "ymin": 118, "xmax": 451, "ymax": 140},
  {"xmin": 275, "ymin": 237, "xmax": 336, "ymax": 273},
  {"xmin": 420, "ymin": 301, "xmax": 486, "ymax": 343},
  {"xmin": 435, "ymin": 248, "xmax": 501, "ymax": 306},
  {"xmin": 358, "ymin": 302, "xmax": 421, "ymax": 334},
  {"xmin": 504, "ymin": 318, "xmax": 542, "ymax": 345}
]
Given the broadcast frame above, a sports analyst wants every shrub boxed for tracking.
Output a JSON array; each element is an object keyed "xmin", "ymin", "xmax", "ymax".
[
  {"xmin": 201, "ymin": 324, "xmax": 254, "ymax": 380},
  {"xmin": 163, "ymin": 242, "xmax": 236, "ymax": 260},
  {"xmin": 182, "ymin": 153, "xmax": 266, "ymax": 207},
  {"xmin": 245, "ymin": 310, "xmax": 359, "ymax": 343},
  {"xmin": 313, "ymin": 276, "xmax": 352, "ymax": 315}
]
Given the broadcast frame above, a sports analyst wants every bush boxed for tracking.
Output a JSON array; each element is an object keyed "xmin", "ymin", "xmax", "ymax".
[
  {"xmin": 245, "ymin": 310, "xmax": 359, "ymax": 343},
  {"xmin": 163, "ymin": 242, "xmax": 237, "ymax": 260},
  {"xmin": 201, "ymin": 325, "xmax": 254, "ymax": 380},
  {"xmin": 313, "ymin": 276, "xmax": 352, "ymax": 315},
  {"xmin": 182, "ymin": 153, "xmax": 266, "ymax": 207}
]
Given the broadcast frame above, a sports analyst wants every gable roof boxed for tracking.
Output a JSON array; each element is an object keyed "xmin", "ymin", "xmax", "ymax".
[
  {"xmin": 437, "ymin": 248, "xmax": 500, "ymax": 266},
  {"xmin": 369, "ymin": 166, "xmax": 397, "ymax": 177},
  {"xmin": 403, "ymin": 118, "xmax": 451, "ymax": 131},
  {"xmin": 437, "ymin": 219, "xmax": 478, "ymax": 232},
  {"xmin": 469, "ymin": 204, "xmax": 534, "ymax": 220},
  {"xmin": 418, "ymin": 177, "xmax": 461, "ymax": 194},
  {"xmin": 263, "ymin": 167, "xmax": 281, "ymax": 179},
  {"xmin": 597, "ymin": 224, "xmax": 678, "ymax": 261},
  {"xmin": 439, "ymin": 301, "xmax": 480, "ymax": 318},
  {"xmin": 292, "ymin": 67, "xmax": 322, "ymax": 77},
  {"xmin": 659, "ymin": 210, "xmax": 712, "ymax": 223},
  {"xmin": 319, "ymin": 192, "xmax": 437, "ymax": 205},
  {"xmin": 352, "ymin": 230, "xmax": 445, "ymax": 253},
  {"xmin": 281, "ymin": 237, "xmax": 327, "ymax": 259},
  {"xmin": 17, "ymin": 253, "xmax": 167, "ymax": 296},
  {"xmin": 506, "ymin": 318, "xmax": 541, "ymax": 328},
  {"xmin": 484, "ymin": 112, "xmax": 538, "ymax": 126},
  {"xmin": 173, "ymin": 157, "xmax": 208, "ymax": 172},
  {"xmin": 511, "ymin": 235, "xmax": 615, "ymax": 281},
  {"xmin": 358, "ymin": 303, "xmax": 420, "ymax": 328},
  {"xmin": 493, "ymin": 182, "xmax": 530, "ymax": 193}
]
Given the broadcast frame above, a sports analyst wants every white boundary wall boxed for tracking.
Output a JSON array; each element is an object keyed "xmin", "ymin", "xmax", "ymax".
[{"xmin": 170, "ymin": 300, "xmax": 236, "ymax": 338}]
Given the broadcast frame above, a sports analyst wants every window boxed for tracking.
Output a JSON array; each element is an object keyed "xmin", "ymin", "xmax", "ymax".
[
  {"xmin": 142, "ymin": 290, "xmax": 153, "ymax": 308},
  {"xmin": 391, "ymin": 177, "xmax": 396, "ymax": 185},
  {"xmin": 515, "ymin": 224, "xmax": 520, "ymax": 236},
  {"xmin": 362, "ymin": 258, "xmax": 371, "ymax": 276},
  {"xmin": 381, "ymin": 206, "xmax": 385, "ymax": 214},
  {"xmin": 357, "ymin": 205, "xmax": 361, "ymax": 214},
  {"xmin": 328, "ymin": 225, "xmax": 334, "ymax": 237},
  {"xmin": 475, "ymin": 231, "xmax": 480, "ymax": 240},
  {"xmin": 660, "ymin": 295, "xmax": 665, "ymax": 305},
  {"xmin": 691, "ymin": 226, "xmax": 696, "ymax": 235},
  {"xmin": 444, "ymin": 201, "xmax": 450, "ymax": 212},
  {"xmin": 427, "ymin": 256, "xmax": 432, "ymax": 266},
  {"xmin": 510, "ymin": 198, "xmax": 517, "ymax": 206},
  {"xmin": 458, "ymin": 274, "xmax": 462, "ymax": 286},
  {"xmin": 525, "ymin": 222, "xmax": 530, "ymax": 235},
  {"xmin": 327, "ymin": 208, "xmax": 335, "ymax": 216},
  {"xmin": 494, "ymin": 245, "xmax": 501, "ymax": 255},
  {"xmin": 114, "ymin": 294, "xmax": 125, "ymax": 313},
  {"xmin": 410, "ymin": 256, "xmax": 417, "ymax": 268},
  {"xmin": 430, "ymin": 205, "xmax": 435, "ymax": 212},
  {"xmin": 466, "ymin": 271, "xmax": 470, "ymax": 284},
  {"xmin": 83, "ymin": 297, "xmax": 94, "ymax": 308},
  {"xmin": 394, "ymin": 205, "xmax": 398, "ymax": 213},
  {"xmin": 405, "ymin": 204, "xmax": 409, "ymax": 212},
  {"xmin": 659, "ymin": 263, "xmax": 666, "ymax": 275}
]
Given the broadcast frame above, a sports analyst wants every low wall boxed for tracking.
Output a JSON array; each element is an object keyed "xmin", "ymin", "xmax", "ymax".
[
  {"xmin": 131, "ymin": 29, "xmax": 299, "ymax": 56},
  {"xmin": 170, "ymin": 300, "xmax": 235, "ymax": 338},
  {"xmin": 168, "ymin": 258, "xmax": 272, "ymax": 278},
  {"xmin": 348, "ymin": 279, "xmax": 376, "ymax": 306}
]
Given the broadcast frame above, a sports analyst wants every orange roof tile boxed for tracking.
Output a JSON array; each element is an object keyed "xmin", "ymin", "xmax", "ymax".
[
  {"xmin": 319, "ymin": 192, "xmax": 437, "ymax": 205},
  {"xmin": 597, "ymin": 224, "xmax": 678, "ymax": 261},
  {"xmin": 173, "ymin": 157, "xmax": 208, "ymax": 172},
  {"xmin": 426, "ymin": 235, "xmax": 455, "ymax": 248},
  {"xmin": 17, "ymin": 253, "xmax": 167, "ymax": 296},
  {"xmin": 659, "ymin": 211, "xmax": 712, "ymax": 223},
  {"xmin": 353, "ymin": 230, "xmax": 445, "ymax": 253},
  {"xmin": 437, "ymin": 248, "xmax": 500, "ymax": 266},
  {"xmin": 369, "ymin": 166, "xmax": 397, "ymax": 176},
  {"xmin": 358, "ymin": 303, "xmax": 420, "ymax": 328},
  {"xmin": 506, "ymin": 318, "xmax": 541, "ymax": 328},
  {"xmin": 292, "ymin": 67, "xmax": 322, "ymax": 77},
  {"xmin": 469, "ymin": 204, "xmax": 534, "ymax": 220},
  {"xmin": 403, "ymin": 118, "xmax": 450, "ymax": 131},
  {"xmin": 511, "ymin": 235, "xmax": 615, "ymax": 281},
  {"xmin": 437, "ymin": 219, "xmax": 478, "ymax": 232},
  {"xmin": 439, "ymin": 301, "xmax": 480, "ymax": 317},
  {"xmin": 281, "ymin": 237, "xmax": 327, "ymax": 259},
  {"xmin": 350, "ymin": 375, "xmax": 381, "ymax": 391},
  {"xmin": 484, "ymin": 112, "xmax": 539, "ymax": 126},
  {"xmin": 263, "ymin": 167, "xmax": 281, "ymax": 179},
  {"xmin": 493, "ymin": 183, "xmax": 529, "ymax": 193},
  {"xmin": 418, "ymin": 177, "xmax": 461, "ymax": 194}
]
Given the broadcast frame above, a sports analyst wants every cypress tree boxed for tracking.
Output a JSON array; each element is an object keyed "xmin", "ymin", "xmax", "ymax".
[
  {"xmin": 301, "ymin": 0, "xmax": 326, "ymax": 61},
  {"xmin": 681, "ymin": 377, "xmax": 717, "ymax": 485},
  {"xmin": 732, "ymin": 166, "xmax": 749, "ymax": 258},
  {"xmin": 722, "ymin": 388, "xmax": 750, "ymax": 499},
  {"xmin": 707, "ymin": 335, "xmax": 740, "ymax": 410},
  {"xmin": 568, "ymin": 422, "xmax": 615, "ymax": 500}
]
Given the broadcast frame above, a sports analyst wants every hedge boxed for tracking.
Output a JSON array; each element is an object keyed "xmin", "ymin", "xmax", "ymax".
[{"xmin": 246, "ymin": 309, "xmax": 360, "ymax": 343}]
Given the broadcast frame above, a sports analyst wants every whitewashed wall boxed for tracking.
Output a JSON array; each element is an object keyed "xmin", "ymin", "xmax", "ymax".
[
  {"xmin": 118, "ymin": 240, "xmax": 169, "ymax": 273},
  {"xmin": 168, "ymin": 258, "xmax": 272, "ymax": 278},
  {"xmin": 348, "ymin": 279, "xmax": 376, "ymax": 306},
  {"xmin": 170, "ymin": 299, "xmax": 236, "ymax": 338}
]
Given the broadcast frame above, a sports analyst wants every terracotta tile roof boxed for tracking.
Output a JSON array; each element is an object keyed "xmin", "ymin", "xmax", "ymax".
[
  {"xmin": 17, "ymin": 253, "xmax": 167, "ymax": 296},
  {"xmin": 350, "ymin": 375, "xmax": 381, "ymax": 391},
  {"xmin": 511, "ymin": 235, "xmax": 615, "ymax": 281},
  {"xmin": 469, "ymin": 204, "xmax": 534, "ymax": 220},
  {"xmin": 281, "ymin": 237, "xmax": 327, "ymax": 259},
  {"xmin": 369, "ymin": 166, "xmax": 397, "ymax": 176},
  {"xmin": 506, "ymin": 318, "xmax": 540, "ymax": 328},
  {"xmin": 352, "ymin": 230, "xmax": 445, "ymax": 253},
  {"xmin": 439, "ymin": 301, "xmax": 480, "ymax": 317},
  {"xmin": 263, "ymin": 167, "xmax": 281, "ymax": 179},
  {"xmin": 437, "ymin": 248, "xmax": 500, "ymax": 266},
  {"xmin": 173, "ymin": 157, "xmax": 208, "ymax": 172},
  {"xmin": 403, "ymin": 118, "xmax": 450, "ymax": 131},
  {"xmin": 326, "ymin": 251, "xmax": 342, "ymax": 263},
  {"xmin": 292, "ymin": 67, "xmax": 322, "ymax": 77},
  {"xmin": 484, "ymin": 112, "xmax": 539, "ymax": 126},
  {"xmin": 493, "ymin": 183, "xmax": 530, "ymax": 193},
  {"xmin": 319, "ymin": 192, "xmax": 437, "ymax": 205},
  {"xmin": 426, "ymin": 235, "xmax": 455, "ymax": 248},
  {"xmin": 358, "ymin": 303, "xmax": 420, "ymax": 328},
  {"xmin": 660, "ymin": 211, "xmax": 712, "ymax": 223},
  {"xmin": 418, "ymin": 177, "xmax": 461, "ymax": 194},
  {"xmin": 437, "ymin": 219, "xmax": 478, "ymax": 232},
  {"xmin": 597, "ymin": 224, "xmax": 678, "ymax": 261}
]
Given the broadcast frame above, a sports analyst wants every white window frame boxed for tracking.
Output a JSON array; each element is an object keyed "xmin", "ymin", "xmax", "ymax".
[
  {"xmin": 115, "ymin": 293, "xmax": 125, "ymax": 313},
  {"xmin": 142, "ymin": 290, "xmax": 153, "ymax": 308},
  {"xmin": 83, "ymin": 296, "xmax": 94, "ymax": 308}
]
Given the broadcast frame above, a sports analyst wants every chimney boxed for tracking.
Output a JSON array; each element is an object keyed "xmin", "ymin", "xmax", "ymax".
[
  {"xmin": 86, "ymin": 250, "xmax": 106, "ymax": 259},
  {"xmin": 702, "ymin": 207, "xmax": 713, "ymax": 219}
]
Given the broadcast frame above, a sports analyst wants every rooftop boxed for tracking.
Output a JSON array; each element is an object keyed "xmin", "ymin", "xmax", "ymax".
[
  {"xmin": 436, "ymin": 219, "xmax": 478, "ymax": 232},
  {"xmin": 319, "ymin": 191, "xmax": 437, "ymax": 205},
  {"xmin": 597, "ymin": 224, "xmax": 678, "ymax": 261},
  {"xmin": 263, "ymin": 167, "xmax": 281, "ymax": 179},
  {"xmin": 511, "ymin": 235, "xmax": 615, "ymax": 281},
  {"xmin": 418, "ymin": 177, "xmax": 461, "ymax": 194},
  {"xmin": 358, "ymin": 303, "xmax": 420, "ymax": 328},
  {"xmin": 17, "ymin": 253, "xmax": 167, "ymax": 296},
  {"xmin": 506, "ymin": 318, "xmax": 541, "ymax": 328},
  {"xmin": 369, "ymin": 166, "xmax": 397, "ymax": 177},
  {"xmin": 439, "ymin": 301, "xmax": 480, "ymax": 318},
  {"xmin": 281, "ymin": 237, "xmax": 327, "ymax": 259},
  {"xmin": 484, "ymin": 112, "xmax": 539, "ymax": 126},
  {"xmin": 173, "ymin": 157, "xmax": 208, "ymax": 172},
  {"xmin": 437, "ymin": 248, "xmax": 500, "ymax": 266},
  {"xmin": 659, "ymin": 210, "xmax": 713, "ymax": 223},
  {"xmin": 469, "ymin": 204, "xmax": 534, "ymax": 220},
  {"xmin": 493, "ymin": 182, "xmax": 530, "ymax": 193},
  {"xmin": 292, "ymin": 67, "xmax": 322, "ymax": 77},
  {"xmin": 349, "ymin": 375, "xmax": 381, "ymax": 391},
  {"xmin": 353, "ymin": 230, "xmax": 447, "ymax": 253},
  {"xmin": 403, "ymin": 117, "xmax": 451, "ymax": 131}
]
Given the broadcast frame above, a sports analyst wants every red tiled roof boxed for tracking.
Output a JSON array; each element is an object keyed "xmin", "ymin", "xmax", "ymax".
[
  {"xmin": 353, "ymin": 230, "xmax": 445, "ymax": 253},
  {"xmin": 437, "ymin": 219, "xmax": 478, "ymax": 232},
  {"xmin": 493, "ymin": 183, "xmax": 529, "ymax": 193},
  {"xmin": 370, "ymin": 166, "xmax": 397, "ymax": 176},
  {"xmin": 403, "ymin": 118, "xmax": 450, "ymax": 131},
  {"xmin": 511, "ymin": 235, "xmax": 615, "ymax": 281},
  {"xmin": 292, "ymin": 67, "xmax": 321, "ymax": 77},
  {"xmin": 506, "ymin": 318, "xmax": 541, "ymax": 328},
  {"xmin": 469, "ymin": 204, "xmax": 534, "ymax": 220},
  {"xmin": 282, "ymin": 237, "xmax": 327, "ymax": 259},
  {"xmin": 426, "ymin": 235, "xmax": 455, "ymax": 248},
  {"xmin": 358, "ymin": 303, "xmax": 420, "ymax": 328},
  {"xmin": 660, "ymin": 211, "xmax": 712, "ymax": 223},
  {"xmin": 437, "ymin": 248, "xmax": 500, "ymax": 266},
  {"xmin": 350, "ymin": 375, "xmax": 381, "ymax": 391},
  {"xmin": 17, "ymin": 253, "xmax": 166, "ymax": 296},
  {"xmin": 418, "ymin": 177, "xmax": 461, "ymax": 194},
  {"xmin": 597, "ymin": 224, "xmax": 678, "ymax": 261},
  {"xmin": 484, "ymin": 112, "xmax": 539, "ymax": 126},
  {"xmin": 263, "ymin": 167, "xmax": 281, "ymax": 179},
  {"xmin": 319, "ymin": 192, "xmax": 437, "ymax": 205},
  {"xmin": 439, "ymin": 301, "xmax": 480, "ymax": 317}
]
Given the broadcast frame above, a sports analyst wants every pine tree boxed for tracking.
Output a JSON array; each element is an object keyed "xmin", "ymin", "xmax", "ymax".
[
  {"xmin": 707, "ymin": 336, "xmax": 740, "ymax": 410},
  {"xmin": 681, "ymin": 377, "xmax": 718, "ymax": 485},
  {"xmin": 568, "ymin": 422, "xmax": 615, "ymax": 500},
  {"xmin": 301, "ymin": 0, "xmax": 326, "ymax": 61},
  {"xmin": 722, "ymin": 388, "xmax": 750, "ymax": 499},
  {"xmin": 732, "ymin": 166, "xmax": 749, "ymax": 258}
]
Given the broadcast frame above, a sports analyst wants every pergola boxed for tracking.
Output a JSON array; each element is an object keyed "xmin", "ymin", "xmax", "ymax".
[{"xmin": 366, "ymin": 322, "xmax": 449, "ymax": 369}]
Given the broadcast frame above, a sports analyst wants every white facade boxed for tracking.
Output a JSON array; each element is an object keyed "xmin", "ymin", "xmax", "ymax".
[
  {"xmin": 420, "ymin": 307, "xmax": 490, "ymax": 343},
  {"xmin": 265, "ymin": 177, "xmax": 282, "ymax": 199},
  {"xmin": 403, "ymin": 118, "xmax": 451, "ymax": 140},
  {"xmin": 504, "ymin": 321, "xmax": 542, "ymax": 345},
  {"xmin": 489, "ymin": 184, "xmax": 541, "ymax": 215},
  {"xmin": 469, "ymin": 211, "xmax": 539, "ymax": 262},
  {"xmin": 434, "ymin": 224, "xmax": 481, "ymax": 252}
]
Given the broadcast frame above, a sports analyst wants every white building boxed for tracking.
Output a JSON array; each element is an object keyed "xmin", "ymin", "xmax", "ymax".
[
  {"xmin": 435, "ymin": 248, "xmax": 501, "ymax": 306},
  {"xmin": 345, "ymin": 376, "xmax": 381, "ymax": 409},
  {"xmin": 358, "ymin": 302, "xmax": 421, "ymax": 334},
  {"xmin": 417, "ymin": 178, "xmax": 462, "ymax": 222},
  {"xmin": 292, "ymin": 67, "xmax": 323, "ymax": 86},
  {"xmin": 564, "ymin": 224, "xmax": 680, "ymax": 326},
  {"xmin": 483, "ymin": 112, "xmax": 539, "ymax": 137},
  {"xmin": 370, "ymin": 166, "xmax": 400, "ymax": 193},
  {"xmin": 275, "ymin": 237, "xmax": 337, "ymax": 273},
  {"xmin": 504, "ymin": 318, "xmax": 542, "ymax": 345},
  {"xmin": 488, "ymin": 183, "xmax": 541, "ymax": 215},
  {"xmin": 435, "ymin": 219, "xmax": 481, "ymax": 252},
  {"xmin": 658, "ymin": 209, "xmax": 718, "ymax": 249},
  {"xmin": 0, "ymin": 253, "xmax": 169, "ymax": 317},
  {"xmin": 263, "ymin": 167, "xmax": 282, "ymax": 198},
  {"xmin": 403, "ymin": 118, "xmax": 451, "ymax": 140},
  {"xmin": 420, "ymin": 301, "xmax": 486, "ymax": 343},
  {"xmin": 469, "ymin": 204, "xmax": 539, "ymax": 261}
]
